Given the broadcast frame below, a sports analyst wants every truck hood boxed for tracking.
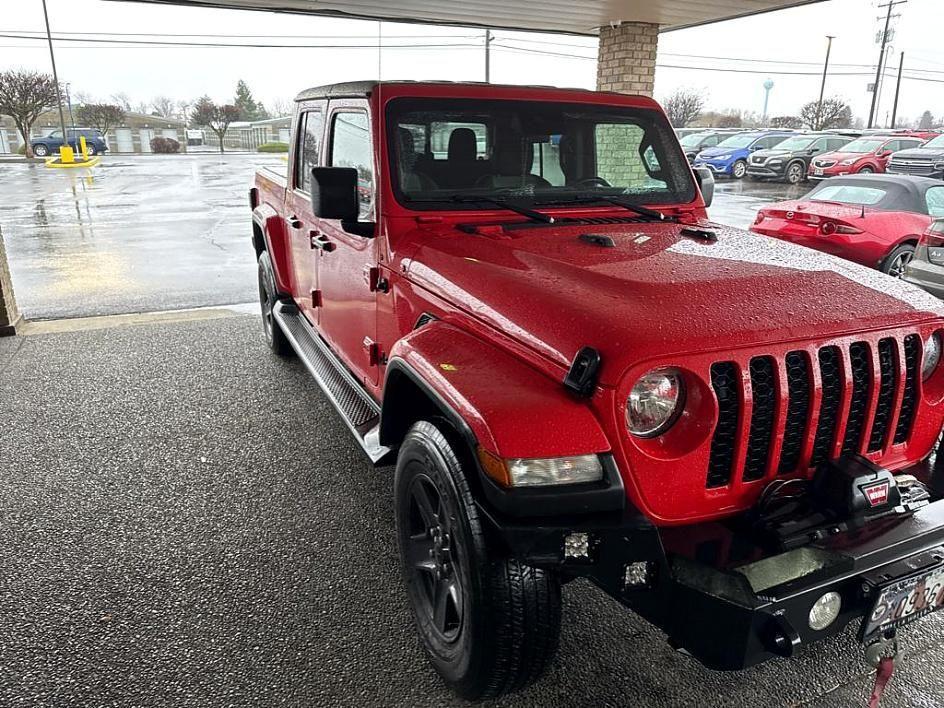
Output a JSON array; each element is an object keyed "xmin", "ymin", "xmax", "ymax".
[
  {"xmin": 403, "ymin": 220, "xmax": 944, "ymax": 385},
  {"xmin": 892, "ymin": 147, "xmax": 944, "ymax": 160}
]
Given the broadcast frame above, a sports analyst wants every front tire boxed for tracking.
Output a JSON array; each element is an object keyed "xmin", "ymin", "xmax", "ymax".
[
  {"xmin": 257, "ymin": 251, "xmax": 293, "ymax": 356},
  {"xmin": 785, "ymin": 161, "xmax": 806, "ymax": 184},
  {"xmin": 33, "ymin": 144, "xmax": 49, "ymax": 157},
  {"xmin": 731, "ymin": 159, "xmax": 747, "ymax": 179},
  {"xmin": 858, "ymin": 165, "xmax": 875, "ymax": 174},
  {"xmin": 85, "ymin": 144, "xmax": 98, "ymax": 156},
  {"xmin": 395, "ymin": 421, "xmax": 562, "ymax": 700},
  {"xmin": 882, "ymin": 243, "xmax": 915, "ymax": 278}
]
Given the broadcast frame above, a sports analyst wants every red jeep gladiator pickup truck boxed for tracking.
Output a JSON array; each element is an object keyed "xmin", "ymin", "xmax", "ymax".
[{"xmin": 251, "ymin": 81, "xmax": 944, "ymax": 700}]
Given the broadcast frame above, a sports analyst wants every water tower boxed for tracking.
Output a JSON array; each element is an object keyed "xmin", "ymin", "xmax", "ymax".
[{"xmin": 762, "ymin": 79, "xmax": 775, "ymax": 124}]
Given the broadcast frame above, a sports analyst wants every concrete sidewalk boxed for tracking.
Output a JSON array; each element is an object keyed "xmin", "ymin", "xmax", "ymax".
[{"xmin": 1, "ymin": 313, "xmax": 942, "ymax": 708}]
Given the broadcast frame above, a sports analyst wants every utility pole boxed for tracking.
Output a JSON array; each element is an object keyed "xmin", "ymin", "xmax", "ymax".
[
  {"xmin": 868, "ymin": 0, "xmax": 906, "ymax": 128},
  {"xmin": 816, "ymin": 36, "xmax": 835, "ymax": 130},
  {"xmin": 890, "ymin": 52, "xmax": 904, "ymax": 128},
  {"xmin": 484, "ymin": 29, "xmax": 492, "ymax": 83},
  {"xmin": 41, "ymin": 0, "xmax": 68, "ymax": 143}
]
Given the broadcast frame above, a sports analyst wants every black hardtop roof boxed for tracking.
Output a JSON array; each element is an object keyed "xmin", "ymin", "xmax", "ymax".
[{"xmin": 293, "ymin": 80, "xmax": 624, "ymax": 102}]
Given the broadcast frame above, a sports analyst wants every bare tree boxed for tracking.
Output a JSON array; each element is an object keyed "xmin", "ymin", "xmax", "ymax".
[
  {"xmin": 769, "ymin": 115, "xmax": 803, "ymax": 129},
  {"xmin": 662, "ymin": 88, "xmax": 706, "ymax": 128},
  {"xmin": 75, "ymin": 104, "xmax": 125, "ymax": 135},
  {"xmin": 150, "ymin": 95, "xmax": 176, "ymax": 118},
  {"xmin": 176, "ymin": 100, "xmax": 193, "ymax": 120},
  {"xmin": 191, "ymin": 97, "xmax": 240, "ymax": 153},
  {"xmin": 110, "ymin": 92, "xmax": 132, "ymax": 111},
  {"xmin": 0, "ymin": 70, "xmax": 61, "ymax": 158},
  {"xmin": 270, "ymin": 97, "xmax": 294, "ymax": 118},
  {"xmin": 800, "ymin": 96, "xmax": 852, "ymax": 130}
]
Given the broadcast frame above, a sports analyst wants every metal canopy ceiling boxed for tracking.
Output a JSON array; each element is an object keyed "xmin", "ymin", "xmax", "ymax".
[{"xmin": 116, "ymin": 0, "xmax": 826, "ymax": 35}]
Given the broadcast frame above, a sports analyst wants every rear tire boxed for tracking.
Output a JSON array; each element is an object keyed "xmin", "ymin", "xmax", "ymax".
[
  {"xmin": 85, "ymin": 144, "xmax": 98, "ymax": 156},
  {"xmin": 395, "ymin": 420, "xmax": 562, "ymax": 700},
  {"xmin": 882, "ymin": 243, "xmax": 916, "ymax": 278},
  {"xmin": 731, "ymin": 159, "xmax": 747, "ymax": 179},
  {"xmin": 257, "ymin": 251, "xmax": 293, "ymax": 356}
]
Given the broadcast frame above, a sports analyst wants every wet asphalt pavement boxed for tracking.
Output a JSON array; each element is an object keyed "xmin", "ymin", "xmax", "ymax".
[
  {"xmin": 1, "ymin": 315, "xmax": 943, "ymax": 708},
  {"xmin": 0, "ymin": 154, "xmax": 286, "ymax": 320},
  {"xmin": 0, "ymin": 155, "xmax": 799, "ymax": 321}
]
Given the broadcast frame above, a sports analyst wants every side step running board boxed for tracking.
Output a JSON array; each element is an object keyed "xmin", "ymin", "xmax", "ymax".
[{"xmin": 273, "ymin": 301, "xmax": 391, "ymax": 464}]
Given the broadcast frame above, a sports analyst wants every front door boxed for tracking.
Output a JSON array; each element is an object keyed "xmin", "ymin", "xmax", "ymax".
[
  {"xmin": 286, "ymin": 102, "xmax": 326, "ymax": 324},
  {"xmin": 315, "ymin": 104, "xmax": 379, "ymax": 387}
]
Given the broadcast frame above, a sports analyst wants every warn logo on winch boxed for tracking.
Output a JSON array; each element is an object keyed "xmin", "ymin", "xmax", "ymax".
[{"xmin": 862, "ymin": 480, "xmax": 891, "ymax": 508}]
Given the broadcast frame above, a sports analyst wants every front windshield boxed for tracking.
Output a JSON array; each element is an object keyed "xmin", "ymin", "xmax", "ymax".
[
  {"xmin": 716, "ymin": 134, "xmax": 756, "ymax": 149},
  {"xmin": 387, "ymin": 97, "xmax": 696, "ymax": 208},
  {"xmin": 839, "ymin": 138, "xmax": 885, "ymax": 154},
  {"xmin": 923, "ymin": 135, "xmax": 944, "ymax": 149},
  {"xmin": 680, "ymin": 132, "xmax": 710, "ymax": 147},
  {"xmin": 771, "ymin": 136, "xmax": 816, "ymax": 151}
]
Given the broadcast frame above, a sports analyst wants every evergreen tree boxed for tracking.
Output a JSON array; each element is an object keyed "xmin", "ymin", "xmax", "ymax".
[{"xmin": 233, "ymin": 80, "xmax": 268, "ymax": 121}]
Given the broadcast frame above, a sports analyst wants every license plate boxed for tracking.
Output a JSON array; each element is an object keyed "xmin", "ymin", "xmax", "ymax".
[
  {"xmin": 813, "ymin": 167, "xmax": 824, "ymax": 176},
  {"xmin": 862, "ymin": 565, "xmax": 944, "ymax": 641}
]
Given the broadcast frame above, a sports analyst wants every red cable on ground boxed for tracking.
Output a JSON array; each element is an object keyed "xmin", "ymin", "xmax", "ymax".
[{"xmin": 868, "ymin": 657, "xmax": 895, "ymax": 708}]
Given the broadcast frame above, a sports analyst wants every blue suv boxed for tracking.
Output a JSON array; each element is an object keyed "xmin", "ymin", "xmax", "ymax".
[
  {"xmin": 693, "ymin": 130, "xmax": 793, "ymax": 179},
  {"xmin": 31, "ymin": 128, "xmax": 108, "ymax": 157}
]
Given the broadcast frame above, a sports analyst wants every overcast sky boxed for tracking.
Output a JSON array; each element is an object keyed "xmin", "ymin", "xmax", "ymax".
[{"xmin": 5, "ymin": 0, "xmax": 944, "ymax": 126}]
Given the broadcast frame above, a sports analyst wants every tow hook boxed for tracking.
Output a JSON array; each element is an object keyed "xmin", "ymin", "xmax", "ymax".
[{"xmin": 864, "ymin": 630, "xmax": 898, "ymax": 708}]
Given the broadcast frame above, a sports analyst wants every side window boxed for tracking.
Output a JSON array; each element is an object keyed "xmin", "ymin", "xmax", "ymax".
[
  {"xmin": 756, "ymin": 137, "xmax": 775, "ymax": 149},
  {"xmin": 884, "ymin": 140, "xmax": 900, "ymax": 153},
  {"xmin": 330, "ymin": 111, "xmax": 373, "ymax": 220},
  {"xmin": 813, "ymin": 138, "xmax": 830, "ymax": 152},
  {"xmin": 927, "ymin": 187, "xmax": 944, "ymax": 218},
  {"xmin": 294, "ymin": 110, "xmax": 324, "ymax": 193},
  {"xmin": 705, "ymin": 135, "xmax": 720, "ymax": 147},
  {"xmin": 827, "ymin": 138, "xmax": 846, "ymax": 151}
]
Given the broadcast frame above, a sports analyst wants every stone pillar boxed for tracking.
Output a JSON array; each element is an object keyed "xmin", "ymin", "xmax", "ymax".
[
  {"xmin": 596, "ymin": 22, "xmax": 660, "ymax": 97},
  {"xmin": 0, "ymin": 228, "xmax": 21, "ymax": 337}
]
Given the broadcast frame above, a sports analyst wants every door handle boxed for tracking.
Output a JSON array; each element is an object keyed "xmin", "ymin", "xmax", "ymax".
[
  {"xmin": 288, "ymin": 214, "xmax": 302, "ymax": 229},
  {"xmin": 310, "ymin": 232, "xmax": 336, "ymax": 252}
]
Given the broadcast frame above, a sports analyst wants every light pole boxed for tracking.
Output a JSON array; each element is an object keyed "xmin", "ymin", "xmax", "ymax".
[
  {"xmin": 41, "ymin": 0, "xmax": 68, "ymax": 144},
  {"xmin": 64, "ymin": 82, "xmax": 75, "ymax": 131},
  {"xmin": 816, "ymin": 35, "xmax": 835, "ymax": 130},
  {"xmin": 762, "ymin": 79, "xmax": 774, "ymax": 124},
  {"xmin": 485, "ymin": 29, "xmax": 492, "ymax": 83}
]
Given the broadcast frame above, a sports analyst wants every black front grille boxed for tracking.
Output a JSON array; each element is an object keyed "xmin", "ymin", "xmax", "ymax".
[
  {"xmin": 868, "ymin": 339, "xmax": 897, "ymax": 452},
  {"xmin": 705, "ymin": 335, "xmax": 924, "ymax": 490},
  {"xmin": 841, "ymin": 342, "xmax": 872, "ymax": 456},
  {"xmin": 707, "ymin": 362, "xmax": 740, "ymax": 488},
  {"xmin": 894, "ymin": 334, "xmax": 921, "ymax": 444},
  {"xmin": 778, "ymin": 351, "xmax": 810, "ymax": 474},
  {"xmin": 810, "ymin": 346, "xmax": 843, "ymax": 467},
  {"xmin": 744, "ymin": 357, "xmax": 777, "ymax": 481}
]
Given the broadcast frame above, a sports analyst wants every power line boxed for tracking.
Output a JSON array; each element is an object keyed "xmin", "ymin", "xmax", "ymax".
[
  {"xmin": 0, "ymin": 32, "xmax": 481, "ymax": 49},
  {"xmin": 2, "ymin": 28, "xmax": 478, "ymax": 39}
]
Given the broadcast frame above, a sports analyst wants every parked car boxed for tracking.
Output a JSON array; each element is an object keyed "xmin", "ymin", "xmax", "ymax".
[
  {"xmin": 678, "ymin": 129, "xmax": 739, "ymax": 163},
  {"xmin": 693, "ymin": 130, "xmax": 793, "ymax": 179},
  {"xmin": 746, "ymin": 133, "xmax": 855, "ymax": 184},
  {"xmin": 810, "ymin": 134, "xmax": 930, "ymax": 182},
  {"xmin": 751, "ymin": 174, "xmax": 944, "ymax": 276},
  {"xmin": 30, "ymin": 127, "xmax": 108, "ymax": 157},
  {"xmin": 888, "ymin": 133, "xmax": 944, "ymax": 179},
  {"xmin": 903, "ymin": 219, "xmax": 944, "ymax": 297},
  {"xmin": 253, "ymin": 80, "xmax": 944, "ymax": 701}
]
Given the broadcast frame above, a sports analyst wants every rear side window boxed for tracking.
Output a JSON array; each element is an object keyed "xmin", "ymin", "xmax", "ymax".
[
  {"xmin": 295, "ymin": 110, "xmax": 324, "ymax": 193},
  {"xmin": 330, "ymin": 111, "xmax": 373, "ymax": 220},
  {"xmin": 927, "ymin": 187, "xmax": 944, "ymax": 218},
  {"xmin": 812, "ymin": 184, "xmax": 887, "ymax": 205},
  {"xmin": 827, "ymin": 138, "xmax": 849, "ymax": 151}
]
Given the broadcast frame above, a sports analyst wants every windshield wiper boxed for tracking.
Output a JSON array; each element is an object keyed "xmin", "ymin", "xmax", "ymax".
[
  {"xmin": 446, "ymin": 195, "xmax": 555, "ymax": 224},
  {"xmin": 571, "ymin": 195, "xmax": 673, "ymax": 222}
]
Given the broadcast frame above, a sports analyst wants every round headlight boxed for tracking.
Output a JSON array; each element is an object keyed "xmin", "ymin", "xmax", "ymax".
[
  {"xmin": 923, "ymin": 332, "xmax": 941, "ymax": 381},
  {"xmin": 627, "ymin": 370, "xmax": 684, "ymax": 438},
  {"xmin": 808, "ymin": 591, "xmax": 842, "ymax": 631}
]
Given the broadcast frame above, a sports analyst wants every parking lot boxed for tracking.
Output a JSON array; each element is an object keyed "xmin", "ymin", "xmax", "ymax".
[{"xmin": 0, "ymin": 154, "xmax": 803, "ymax": 321}]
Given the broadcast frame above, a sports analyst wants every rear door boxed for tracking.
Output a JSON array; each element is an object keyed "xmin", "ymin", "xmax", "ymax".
[
  {"xmin": 286, "ymin": 101, "xmax": 327, "ymax": 324},
  {"xmin": 313, "ymin": 101, "xmax": 380, "ymax": 386}
]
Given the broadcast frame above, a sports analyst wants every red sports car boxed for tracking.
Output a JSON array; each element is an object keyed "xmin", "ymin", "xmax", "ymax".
[
  {"xmin": 751, "ymin": 174, "xmax": 944, "ymax": 277},
  {"xmin": 808, "ymin": 133, "xmax": 934, "ymax": 182}
]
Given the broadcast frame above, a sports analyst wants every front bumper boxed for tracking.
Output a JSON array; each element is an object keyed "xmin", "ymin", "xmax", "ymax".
[
  {"xmin": 481, "ymin": 459, "xmax": 944, "ymax": 671},
  {"xmin": 694, "ymin": 160, "xmax": 732, "ymax": 176},
  {"xmin": 746, "ymin": 164, "xmax": 787, "ymax": 179}
]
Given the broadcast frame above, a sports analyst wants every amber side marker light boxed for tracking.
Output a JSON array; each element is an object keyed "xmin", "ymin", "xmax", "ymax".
[{"xmin": 478, "ymin": 448, "xmax": 511, "ymax": 488}]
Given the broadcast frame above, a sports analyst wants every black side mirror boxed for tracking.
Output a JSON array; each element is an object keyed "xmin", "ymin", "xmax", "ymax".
[
  {"xmin": 694, "ymin": 166, "xmax": 714, "ymax": 208},
  {"xmin": 311, "ymin": 166, "xmax": 359, "ymax": 221}
]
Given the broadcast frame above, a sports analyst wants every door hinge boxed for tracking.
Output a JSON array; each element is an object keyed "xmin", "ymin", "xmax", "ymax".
[
  {"xmin": 363, "ymin": 337, "xmax": 384, "ymax": 366},
  {"xmin": 363, "ymin": 265, "xmax": 390, "ymax": 293},
  {"xmin": 311, "ymin": 289, "xmax": 323, "ymax": 308}
]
